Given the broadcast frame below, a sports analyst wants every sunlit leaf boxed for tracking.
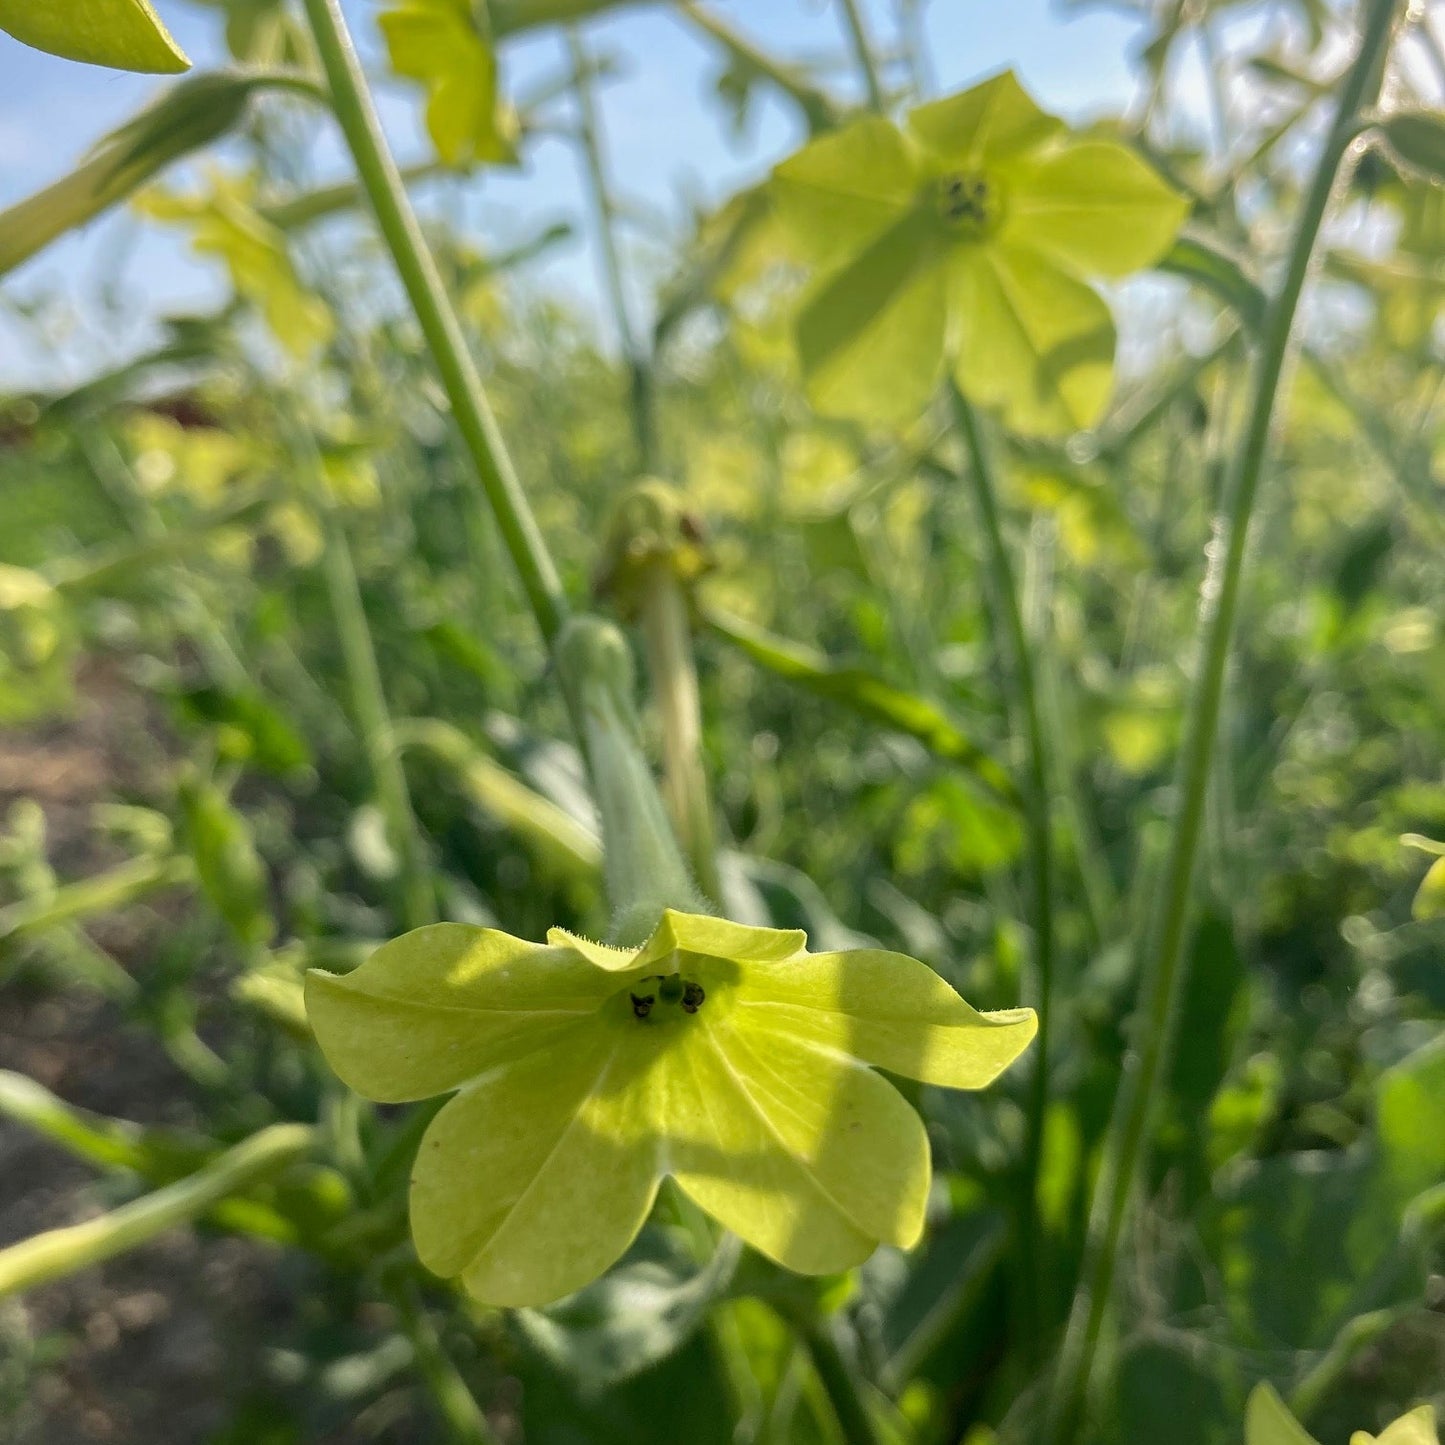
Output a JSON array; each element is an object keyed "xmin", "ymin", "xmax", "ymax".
[
  {"xmin": 0, "ymin": 0, "xmax": 189, "ymax": 74},
  {"xmin": 1379, "ymin": 112, "xmax": 1445, "ymax": 187},
  {"xmin": 0, "ymin": 70, "xmax": 300, "ymax": 279},
  {"xmin": 379, "ymin": 0, "xmax": 517, "ymax": 167}
]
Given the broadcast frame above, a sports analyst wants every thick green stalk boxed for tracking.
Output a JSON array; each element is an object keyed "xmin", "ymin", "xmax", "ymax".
[
  {"xmin": 949, "ymin": 385, "xmax": 1055, "ymax": 1354},
  {"xmin": 299, "ymin": 0, "xmax": 567, "ymax": 647},
  {"xmin": 565, "ymin": 26, "xmax": 656, "ymax": 471},
  {"xmin": 1045, "ymin": 4, "xmax": 1403, "ymax": 1436},
  {"xmin": 0, "ymin": 1124, "xmax": 312, "ymax": 1299},
  {"xmin": 556, "ymin": 615, "xmax": 706, "ymax": 943},
  {"xmin": 636, "ymin": 565, "xmax": 722, "ymax": 904},
  {"xmin": 836, "ymin": 0, "xmax": 887, "ymax": 112}
]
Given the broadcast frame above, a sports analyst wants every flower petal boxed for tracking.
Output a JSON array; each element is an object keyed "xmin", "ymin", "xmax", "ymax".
[
  {"xmin": 795, "ymin": 207, "xmax": 948, "ymax": 426},
  {"xmin": 546, "ymin": 928, "xmax": 643, "ymax": 972},
  {"xmin": 634, "ymin": 908, "xmax": 806, "ymax": 971},
  {"xmin": 950, "ymin": 242, "xmax": 1115, "ymax": 435},
  {"xmin": 907, "ymin": 70, "xmax": 1063, "ymax": 171},
  {"xmin": 771, "ymin": 114, "xmax": 921, "ymax": 273},
  {"xmin": 305, "ymin": 923, "xmax": 620, "ymax": 1102},
  {"xmin": 735, "ymin": 947, "xmax": 1036, "ymax": 1089},
  {"xmin": 1007, "ymin": 138, "xmax": 1188, "ymax": 279},
  {"xmin": 663, "ymin": 1011, "xmax": 930, "ymax": 1273},
  {"xmin": 412, "ymin": 1017, "xmax": 661, "ymax": 1306}
]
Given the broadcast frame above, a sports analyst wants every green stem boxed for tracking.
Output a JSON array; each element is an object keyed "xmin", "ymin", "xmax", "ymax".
[
  {"xmin": 836, "ymin": 0, "xmax": 887, "ymax": 112},
  {"xmin": 676, "ymin": 3, "xmax": 840, "ymax": 133},
  {"xmin": 388, "ymin": 1279, "xmax": 500, "ymax": 1445},
  {"xmin": 797, "ymin": 1314, "xmax": 886, "ymax": 1445},
  {"xmin": 636, "ymin": 566, "xmax": 722, "ymax": 904},
  {"xmin": 565, "ymin": 26, "xmax": 656, "ymax": 471},
  {"xmin": 299, "ymin": 0, "xmax": 568, "ymax": 647},
  {"xmin": 0, "ymin": 1124, "xmax": 312, "ymax": 1300},
  {"xmin": 948, "ymin": 385, "xmax": 1055, "ymax": 1358},
  {"xmin": 556, "ymin": 615, "xmax": 705, "ymax": 943},
  {"xmin": 1044, "ymin": 4, "xmax": 1402, "ymax": 1436},
  {"xmin": 0, "ymin": 855, "xmax": 194, "ymax": 948}
]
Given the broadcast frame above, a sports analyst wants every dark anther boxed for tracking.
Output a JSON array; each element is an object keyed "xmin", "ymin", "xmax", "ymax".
[
  {"xmin": 630, "ymin": 992, "xmax": 655, "ymax": 1020},
  {"xmin": 938, "ymin": 173, "xmax": 995, "ymax": 230},
  {"xmin": 681, "ymin": 981, "xmax": 706, "ymax": 1014}
]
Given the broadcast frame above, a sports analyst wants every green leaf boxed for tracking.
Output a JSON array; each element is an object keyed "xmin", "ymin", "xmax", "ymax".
[
  {"xmin": 177, "ymin": 776, "xmax": 274, "ymax": 948},
  {"xmin": 795, "ymin": 207, "xmax": 947, "ymax": 425},
  {"xmin": 709, "ymin": 613, "xmax": 942, "ymax": 739},
  {"xmin": 379, "ymin": 0, "xmax": 516, "ymax": 167},
  {"xmin": 139, "ymin": 179, "xmax": 334, "ymax": 357},
  {"xmin": 951, "ymin": 241, "xmax": 1116, "ymax": 434},
  {"xmin": 907, "ymin": 69, "xmax": 1063, "ymax": 169},
  {"xmin": 1245, "ymin": 1384, "xmax": 1318, "ymax": 1445},
  {"xmin": 1007, "ymin": 138, "xmax": 1189, "ymax": 278},
  {"xmin": 0, "ymin": 0, "xmax": 189, "ymax": 73},
  {"xmin": 1159, "ymin": 233, "xmax": 1268, "ymax": 330},
  {"xmin": 1379, "ymin": 112, "xmax": 1445, "ymax": 186},
  {"xmin": 306, "ymin": 910, "xmax": 1035, "ymax": 1305},
  {"xmin": 514, "ymin": 1231, "xmax": 741, "ymax": 1392},
  {"xmin": 0, "ymin": 70, "xmax": 295, "ymax": 280},
  {"xmin": 770, "ymin": 114, "xmax": 919, "ymax": 273}
]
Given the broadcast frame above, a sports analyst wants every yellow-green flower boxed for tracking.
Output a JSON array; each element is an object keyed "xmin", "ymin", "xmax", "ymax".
[
  {"xmin": 771, "ymin": 69, "xmax": 1188, "ymax": 434},
  {"xmin": 1247, "ymin": 1383, "xmax": 1439, "ymax": 1445},
  {"xmin": 306, "ymin": 908, "xmax": 1035, "ymax": 1306}
]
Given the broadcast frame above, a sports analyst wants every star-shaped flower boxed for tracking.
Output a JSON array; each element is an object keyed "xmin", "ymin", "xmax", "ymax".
[
  {"xmin": 1248, "ymin": 1384, "xmax": 1439, "ymax": 1445},
  {"xmin": 306, "ymin": 908, "xmax": 1035, "ymax": 1306},
  {"xmin": 770, "ymin": 69, "xmax": 1188, "ymax": 435}
]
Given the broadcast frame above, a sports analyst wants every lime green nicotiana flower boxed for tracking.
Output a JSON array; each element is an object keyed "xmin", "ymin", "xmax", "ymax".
[
  {"xmin": 770, "ymin": 69, "xmax": 1188, "ymax": 435},
  {"xmin": 1247, "ymin": 1383, "xmax": 1439, "ymax": 1445},
  {"xmin": 306, "ymin": 908, "xmax": 1035, "ymax": 1307}
]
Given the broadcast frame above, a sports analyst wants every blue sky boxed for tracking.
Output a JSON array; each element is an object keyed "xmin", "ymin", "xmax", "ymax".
[{"xmin": 0, "ymin": 0, "xmax": 1153, "ymax": 387}]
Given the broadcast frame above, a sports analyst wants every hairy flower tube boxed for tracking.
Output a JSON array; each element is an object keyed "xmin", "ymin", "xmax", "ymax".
[
  {"xmin": 306, "ymin": 908, "xmax": 1036, "ymax": 1306},
  {"xmin": 770, "ymin": 68, "xmax": 1188, "ymax": 434}
]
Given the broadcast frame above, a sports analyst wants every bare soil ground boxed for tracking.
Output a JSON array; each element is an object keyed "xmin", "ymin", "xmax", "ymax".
[{"xmin": 0, "ymin": 662, "xmax": 286, "ymax": 1445}]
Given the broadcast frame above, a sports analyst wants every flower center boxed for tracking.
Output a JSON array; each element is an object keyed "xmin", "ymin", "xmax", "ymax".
[
  {"xmin": 629, "ymin": 973, "xmax": 706, "ymax": 1021},
  {"xmin": 934, "ymin": 171, "xmax": 1002, "ymax": 239}
]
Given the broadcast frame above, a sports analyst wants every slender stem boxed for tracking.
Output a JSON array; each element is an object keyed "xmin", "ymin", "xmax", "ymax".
[
  {"xmin": 948, "ymin": 385, "xmax": 1055, "ymax": 1358},
  {"xmin": 299, "ymin": 0, "xmax": 568, "ymax": 647},
  {"xmin": 1045, "ymin": 4, "xmax": 1402, "ymax": 1437},
  {"xmin": 837, "ymin": 0, "xmax": 887, "ymax": 112},
  {"xmin": 0, "ymin": 1125, "xmax": 312, "ymax": 1300},
  {"xmin": 388, "ymin": 1279, "xmax": 500, "ymax": 1445},
  {"xmin": 565, "ymin": 26, "xmax": 656, "ymax": 472},
  {"xmin": 677, "ymin": 3, "xmax": 840, "ymax": 133},
  {"xmin": 0, "ymin": 855, "xmax": 194, "ymax": 948},
  {"xmin": 797, "ymin": 1314, "xmax": 886, "ymax": 1445}
]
